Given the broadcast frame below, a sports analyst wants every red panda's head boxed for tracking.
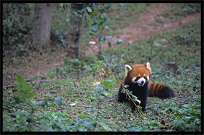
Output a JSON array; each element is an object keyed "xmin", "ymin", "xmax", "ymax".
[{"xmin": 124, "ymin": 62, "xmax": 151, "ymax": 86}]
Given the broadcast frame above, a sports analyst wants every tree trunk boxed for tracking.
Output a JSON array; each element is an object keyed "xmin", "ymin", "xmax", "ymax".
[
  {"xmin": 67, "ymin": 3, "xmax": 83, "ymax": 58},
  {"xmin": 32, "ymin": 3, "xmax": 54, "ymax": 48}
]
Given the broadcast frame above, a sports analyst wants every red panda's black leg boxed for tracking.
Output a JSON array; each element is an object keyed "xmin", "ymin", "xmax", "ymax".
[
  {"xmin": 129, "ymin": 100, "xmax": 136, "ymax": 112},
  {"xmin": 141, "ymin": 101, "xmax": 146, "ymax": 111},
  {"xmin": 118, "ymin": 85, "xmax": 127, "ymax": 102}
]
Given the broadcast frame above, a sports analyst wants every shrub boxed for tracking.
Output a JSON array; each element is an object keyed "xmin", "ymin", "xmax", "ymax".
[{"xmin": 3, "ymin": 3, "xmax": 34, "ymax": 60}]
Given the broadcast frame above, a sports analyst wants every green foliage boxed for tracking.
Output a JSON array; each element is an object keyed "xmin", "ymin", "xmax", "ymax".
[
  {"xmin": 64, "ymin": 58, "xmax": 86, "ymax": 69},
  {"xmin": 179, "ymin": 3, "xmax": 200, "ymax": 14},
  {"xmin": 3, "ymin": 109, "xmax": 34, "ymax": 131},
  {"xmin": 33, "ymin": 96, "xmax": 62, "ymax": 108},
  {"xmin": 61, "ymin": 114, "xmax": 111, "ymax": 131},
  {"xmin": 13, "ymin": 75, "xmax": 37, "ymax": 102},
  {"xmin": 3, "ymin": 4, "xmax": 201, "ymax": 132},
  {"xmin": 83, "ymin": 54, "xmax": 98, "ymax": 64},
  {"xmin": 51, "ymin": 27, "xmax": 68, "ymax": 47},
  {"xmin": 90, "ymin": 82, "xmax": 112, "ymax": 101},
  {"xmin": 121, "ymin": 85, "xmax": 142, "ymax": 113},
  {"xmin": 114, "ymin": 39, "xmax": 123, "ymax": 45},
  {"xmin": 83, "ymin": 3, "xmax": 112, "ymax": 56},
  {"xmin": 36, "ymin": 22, "xmax": 201, "ymax": 132},
  {"xmin": 171, "ymin": 102, "xmax": 201, "ymax": 132},
  {"xmin": 3, "ymin": 3, "xmax": 34, "ymax": 60},
  {"xmin": 169, "ymin": 23, "xmax": 201, "ymax": 46},
  {"xmin": 60, "ymin": 56, "xmax": 86, "ymax": 73},
  {"xmin": 162, "ymin": 3, "xmax": 200, "ymax": 22},
  {"xmin": 105, "ymin": 3, "xmax": 147, "ymax": 31},
  {"xmin": 103, "ymin": 80, "xmax": 114, "ymax": 88},
  {"xmin": 3, "ymin": 75, "xmax": 38, "ymax": 131}
]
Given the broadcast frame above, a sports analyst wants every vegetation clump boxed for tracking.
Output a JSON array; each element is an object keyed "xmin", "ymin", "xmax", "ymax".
[{"xmin": 3, "ymin": 3, "xmax": 201, "ymax": 132}]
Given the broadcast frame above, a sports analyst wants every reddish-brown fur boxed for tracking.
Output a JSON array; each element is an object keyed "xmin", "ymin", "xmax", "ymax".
[{"xmin": 118, "ymin": 63, "xmax": 175, "ymax": 111}]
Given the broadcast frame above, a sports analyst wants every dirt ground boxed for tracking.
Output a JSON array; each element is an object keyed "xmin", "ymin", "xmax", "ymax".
[
  {"xmin": 87, "ymin": 3, "xmax": 200, "ymax": 55},
  {"xmin": 6, "ymin": 3, "xmax": 201, "ymax": 80}
]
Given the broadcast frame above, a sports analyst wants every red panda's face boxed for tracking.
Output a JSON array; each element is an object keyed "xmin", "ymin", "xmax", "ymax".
[{"xmin": 125, "ymin": 62, "xmax": 151, "ymax": 86}]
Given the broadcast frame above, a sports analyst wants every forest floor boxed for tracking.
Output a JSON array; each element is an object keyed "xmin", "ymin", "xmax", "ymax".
[
  {"xmin": 3, "ymin": 3, "xmax": 200, "ymax": 84},
  {"xmin": 3, "ymin": 3, "xmax": 201, "ymax": 132},
  {"xmin": 86, "ymin": 3, "xmax": 200, "ymax": 55}
]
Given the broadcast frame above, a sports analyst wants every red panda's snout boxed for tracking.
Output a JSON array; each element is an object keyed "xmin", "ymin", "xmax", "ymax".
[{"xmin": 132, "ymin": 74, "xmax": 149, "ymax": 86}]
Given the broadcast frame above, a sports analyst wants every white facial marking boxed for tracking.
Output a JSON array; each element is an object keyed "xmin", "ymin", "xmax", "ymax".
[
  {"xmin": 138, "ymin": 74, "xmax": 141, "ymax": 77},
  {"xmin": 132, "ymin": 77, "xmax": 136, "ymax": 82},
  {"xmin": 136, "ymin": 77, "xmax": 146, "ymax": 86},
  {"xmin": 147, "ymin": 76, "xmax": 149, "ymax": 81}
]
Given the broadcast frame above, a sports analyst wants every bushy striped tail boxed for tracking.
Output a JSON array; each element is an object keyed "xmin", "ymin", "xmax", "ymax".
[{"xmin": 148, "ymin": 83, "xmax": 175, "ymax": 99}]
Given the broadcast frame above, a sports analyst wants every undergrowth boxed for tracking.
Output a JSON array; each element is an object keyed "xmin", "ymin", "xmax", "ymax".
[
  {"xmin": 3, "ymin": 21, "xmax": 201, "ymax": 132},
  {"xmin": 162, "ymin": 3, "xmax": 201, "ymax": 22}
]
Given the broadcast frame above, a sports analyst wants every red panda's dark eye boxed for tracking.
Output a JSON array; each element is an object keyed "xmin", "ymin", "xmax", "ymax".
[
  {"xmin": 136, "ymin": 76, "xmax": 141, "ymax": 80},
  {"xmin": 144, "ymin": 76, "xmax": 147, "ymax": 80}
]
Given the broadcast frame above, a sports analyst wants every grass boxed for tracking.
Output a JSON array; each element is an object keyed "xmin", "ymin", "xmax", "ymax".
[
  {"xmin": 106, "ymin": 3, "xmax": 147, "ymax": 30},
  {"xmin": 3, "ymin": 3, "xmax": 201, "ymax": 132},
  {"xmin": 3, "ymin": 21, "xmax": 201, "ymax": 132},
  {"xmin": 161, "ymin": 3, "xmax": 201, "ymax": 22}
]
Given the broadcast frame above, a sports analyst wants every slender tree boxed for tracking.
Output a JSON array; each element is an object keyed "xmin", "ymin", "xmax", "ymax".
[
  {"xmin": 32, "ymin": 3, "xmax": 54, "ymax": 48},
  {"xmin": 67, "ymin": 3, "xmax": 83, "ymax": 58}
]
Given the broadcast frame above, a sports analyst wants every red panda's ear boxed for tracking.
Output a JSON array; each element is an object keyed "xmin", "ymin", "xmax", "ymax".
[
  {"xmin": 125, "ymin": 64, "xmax": 132, "ymax": 76},
  {"xmin": 146, "ymin": 62, "xmax": 151, "ymax": 73}
]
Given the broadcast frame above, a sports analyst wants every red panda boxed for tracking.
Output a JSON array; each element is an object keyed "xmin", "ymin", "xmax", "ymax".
[{"xmin": 118, "ymin": 62, "xmax": 175, "ymax": 111}]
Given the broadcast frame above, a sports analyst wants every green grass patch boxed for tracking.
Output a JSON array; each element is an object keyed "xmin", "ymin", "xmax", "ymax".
[
  {"xmin": 105, "ymin": 3, "xmax": 147, "ymax": 34},
  {"xmin": 3, "ymin": 21, "xmax": 201, "ymax": 131},
  {"xmin": 162, "ymin": 3, "xmax": 201, "ymax": 22}
]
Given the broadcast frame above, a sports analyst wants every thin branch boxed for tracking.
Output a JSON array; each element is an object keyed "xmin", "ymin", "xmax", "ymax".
[{"xmin": 121, "ymin": 86, "xmax": 141, "ymax": 115}]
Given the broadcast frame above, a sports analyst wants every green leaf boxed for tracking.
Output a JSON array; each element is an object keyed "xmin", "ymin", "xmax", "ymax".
[
  {"xmin": 25, "ymin": 86, "xmax": 33, "ymax": 93},
  {"xmin": 55, "ymin": 96, "xmax": 62, "ymax": 106},
  {"xmin": 14, "ymin": 96, "xmax": 23, "ymax": 103},
  {"xmin": 105, "ymin": 3, "xmax": 112, "ymax": 9},
  {"xmin": 114, "ymin": 39, "xmax": 122, "ymax": 45},
  {"xmin": 15, "ymin": 75, "xmax": 27, "ymax": 91},
  {"xmin": 73, "ymin": 11, "xmax": 81, "ymax": 17},
  {"xmin": 89, "ymin": 96, "xmax": 97, "ymax": 101},
  {"xmin": 62, "ymin": 125, "xmax": 76, "ymax": 131},
  {"xmin": 88, "ymin": 30, "xmax": 96, "ymax": 35},
  {"xmin": 28, "ymin": 93, "xmax": 37, "ymax": 98},
  {"xmin": 78, "ymin": 127, "xmax": 85, "ymax": 131},
  {"xmin": 102, "ymin": 92, "xmax": 111, "ymax": 97},
  {"xmin": 98, "ymin": 122, "xmax": 111, "ymax": 131},
  {"xmin": 99, "ymin": 34, "xmax": 106, "ymax": 43},
  {"xmin": 49, "ymin": 104, "xmax": 56, "ymax": 107},
  {"xmin": 108, "ymin": 42, "xmax": 112, "ymax": 48},
  {"xmin": 182, "ymin": 104, "xmax": 190, "ymax": 108},
  {"xmin": 87, "ymin": 20, "xmax": 92, "ymax": 26},
  {"xmin": 91, "ymin": 10, "xmax": 98, "ymax": 16},
  {"xmin": 103, "ymin": 80, "xmax": 113, "ymax": 88},
  {"xmin": 91, "ymin": 25, "xmax": 98, "ymax": 32},
  {"xmin": 132, "ymin": 95, "xmax": 138, "ymax": 102},
  {"xmin": 13, "ymin": 83, "xmax": 21, "ymax": 90},
  {"xmin": 184, "ymin": 116, "xmax": 191, "ymax": 120},
  {"xmin": 77, "ymin": 114, "xmax": 87, "ymax": 118},
  {"xmin": 44, "ymin": 97, "xmax": 52, "ymax": 102},
  {"xmin": 36, "ymin": 101, "xmax": 46, "ymax": 107},
  {"xmin": 86, "ymin": 7, "xmax": 92, "ymax": 13},
  {"xmin": 86, "ymin": 121, "xmax": 97, "ymax": 128},
  {"xmin": 160, "ymin": 38, "xmax": 168, "ymax": 44},
  {"xmin": 17, "ymin": 91, "xmax": 27, "ymax": 98}
]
